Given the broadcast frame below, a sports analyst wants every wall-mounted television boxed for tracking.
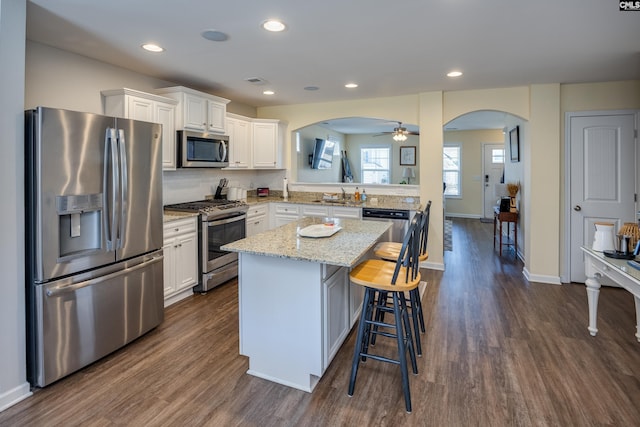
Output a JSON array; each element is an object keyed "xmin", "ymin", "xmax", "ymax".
[{"xmin": 310, "ymin": 138, "xmax": 335, "ymax": 169}]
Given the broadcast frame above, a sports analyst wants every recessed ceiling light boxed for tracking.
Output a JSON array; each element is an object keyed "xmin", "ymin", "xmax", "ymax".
[
  {"xmin": 304, "ymin": 86, "xmax": 319, "ymax": 91},
  {"xmin": 345, "ymin": 83, "xmax": 358, "ymax": 89},
  {"xmin": 201, "ymin": 30, "xmax": 229, "ymax": 42},
  {"xmin": 447, "ymin": 70, "xmax": 463, "ymax": 77},
  {"xmin": 262, "ymin": 19, "xmax": 286, "ymax": 32},
  {"xmin": 263, "ymin": 90, "xmax": 275, "ymax": 95},
  {"xmin": 141, "ymin": 43, "xmax": 164, "ymax": 53}
]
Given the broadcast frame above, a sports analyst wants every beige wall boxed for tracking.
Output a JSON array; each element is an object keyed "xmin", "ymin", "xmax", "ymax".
[
  {"xmin": 558, "ymin": 81, "xmax": 640, "ymax": 281},
  {"xmin": 346, "ymin": 133, "xmax": 420, "ymax": 185},
  {"xmin": 262, "ymin": 83, "xmax": 639, "ymax": 282},
  {"xmin": 25, "ymin": 41, "xmax": 257, "ymax": 117},
  {"xmin": 443, "ymin": 129, "xmax": 505, "ymax": 217}
]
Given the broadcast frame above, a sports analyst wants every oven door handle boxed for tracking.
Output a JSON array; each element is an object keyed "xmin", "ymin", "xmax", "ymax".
[{"xmin": 206, "ymin": 213, "xmax": 246, "ymax": 227}]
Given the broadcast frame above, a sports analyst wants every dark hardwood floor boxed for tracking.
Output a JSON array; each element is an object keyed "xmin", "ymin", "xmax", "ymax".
[{"xmin": 3, "ymin": 218, "xmax": 640, "ymax": 426}]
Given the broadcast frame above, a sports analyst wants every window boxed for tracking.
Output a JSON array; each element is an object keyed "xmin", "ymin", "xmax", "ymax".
[
  {"xmin": 360, "ymin": 147, "xmax": 390, "ymax": 184},
  {"xmin": 443, "ymin": 144, "xmax": 461, "ymax": 197},
  {"xmin": 492, "ymin": 148, "xmax": 505, "ymax": 164}
]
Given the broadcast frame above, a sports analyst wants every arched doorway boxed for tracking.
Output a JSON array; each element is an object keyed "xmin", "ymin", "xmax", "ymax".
[{"xmin": 442, "ymin": 110, "xmax": 527, "ymax": 257}]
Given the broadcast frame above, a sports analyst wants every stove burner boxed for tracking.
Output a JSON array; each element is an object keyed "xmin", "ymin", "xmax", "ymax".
[{"xmin": 164, "ymin": 199, "xmax": 248, "ymax": 216}]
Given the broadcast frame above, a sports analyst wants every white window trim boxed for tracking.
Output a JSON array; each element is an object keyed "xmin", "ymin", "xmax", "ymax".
[
  {"xmin": 444, "ymin": 143, "xmax": 462, "ymax": 199},
  {"xmin": 360, "ymin": 145, "xmax": 392, "ymax": 185}
]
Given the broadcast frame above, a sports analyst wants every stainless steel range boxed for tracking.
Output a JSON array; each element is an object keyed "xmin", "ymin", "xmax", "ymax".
[{"xmin": 165, "ymin": 199, "xmax": 248, "ymax": 292}]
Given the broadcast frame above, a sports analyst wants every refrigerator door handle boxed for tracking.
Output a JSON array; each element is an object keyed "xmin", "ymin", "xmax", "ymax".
[
  {"xmin": 117, "ymin": 129, "xmax": 128, "ymax": 249},
  {"xmin": 103, "ymin": 128, "xmax": 120, "ymax": 251},
  {"xmin": 45, "ymin": 254, "xmax": 163, "ymax": 297}
]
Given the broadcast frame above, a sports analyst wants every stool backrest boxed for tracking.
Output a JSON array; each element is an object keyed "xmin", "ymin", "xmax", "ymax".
[
  {"xmin": 391, "ymin": 213, "xmax": 422, "ymax": 285},
  {"xmin": 419, "ymin": 201, "xmax": 432, "ymax": 257}
]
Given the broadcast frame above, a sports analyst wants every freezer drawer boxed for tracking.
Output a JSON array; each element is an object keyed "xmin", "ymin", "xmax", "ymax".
[{"xmin": 32, "ymin": 253, "xmax": 164, "ymax": 387}]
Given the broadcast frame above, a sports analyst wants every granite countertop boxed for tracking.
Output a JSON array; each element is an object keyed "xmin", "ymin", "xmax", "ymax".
[
  {"xmin": 163, "ymin": 211, "xmax": 199, "ymax": 223},
  {"xmin": 222, "ymin": 217, "xmax": 391, "ymax": 267},
  {"xmin": 245, "ymin": 195, "xmax": 421, "ymax": 211}
]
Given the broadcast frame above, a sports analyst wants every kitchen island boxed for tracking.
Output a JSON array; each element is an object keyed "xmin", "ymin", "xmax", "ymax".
[{"xmin": 222, "ymin": 217, "xmax": 391, "ymax": 392}]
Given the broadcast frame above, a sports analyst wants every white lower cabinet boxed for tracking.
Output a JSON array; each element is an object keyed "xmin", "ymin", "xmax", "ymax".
[
  {"xmin": 300, "ymin": 204, "xmax": 362, "ymax": 219},
  {"xmin": 163, "ymin": 216, "xmax": 198, "ymax": 307},
  {"xmin": 332, "ymin": 206, "xmax": 362, "ymax": 219},
  {"xmin": 301, "ymin": 205, "xmax": 330, "ymax": 218},
  {"xmin": 272, "ymin": 203, "xmax": 300, "ymax": 228},
  {"xmin": 322, "ymin": 265, "xmax": 350, "ymax": 368},
  {"xmin": 246, "ymin": 204, "xmax": 269, "ymax": 237}
]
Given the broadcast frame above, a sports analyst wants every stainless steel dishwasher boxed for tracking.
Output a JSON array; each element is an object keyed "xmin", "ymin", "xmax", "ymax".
[{"xmin": 362, "ymin": 207, "xmax": 411, "ymax": 242}]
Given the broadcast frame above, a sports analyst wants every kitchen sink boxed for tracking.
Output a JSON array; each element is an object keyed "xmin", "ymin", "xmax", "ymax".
[{"xmin": 311, "ymin": 199, "xmax": 362, "ymax": 207}]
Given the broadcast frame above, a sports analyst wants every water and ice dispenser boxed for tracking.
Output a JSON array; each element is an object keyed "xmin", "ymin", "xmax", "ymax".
[{"xmin": 56, "ymin": 194, "xmax": 103, "ymax": 258}]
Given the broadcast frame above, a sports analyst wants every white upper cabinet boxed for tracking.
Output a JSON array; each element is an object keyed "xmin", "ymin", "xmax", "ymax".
[
  {"xmin": 226, "ymin": 114, "xmax": 251, "ymax": 168},
  {"xmin": 252, "ymin": 119, "xmax": 286, "ymax": 169},
  {"xmin": 102, "ymin": 88, "xmax": 178, "ymax": 170},
  {"xmin": 156, "ymin": 86, "xmax": 230, "ymax": 134}
]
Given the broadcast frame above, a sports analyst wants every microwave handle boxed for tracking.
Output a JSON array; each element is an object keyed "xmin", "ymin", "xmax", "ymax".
[{"xmin": 220, "ymin": 140, "xmax": 228, "ymax": 162}]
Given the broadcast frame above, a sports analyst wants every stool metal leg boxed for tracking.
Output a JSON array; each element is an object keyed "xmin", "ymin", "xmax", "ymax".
[
  {"xmin": 411, "ymin": 287, "xmax": 426, "ymax": 333},
  {"xmin": 408, "ymin": 289, "xmax": 422, "ymax": 356},
  {"xmin": 393, "ymin": 292, "xmax": 412, "ymax": 413},
  {"xmin": 348, "ymin": 287, "xmax": 374, "ymax": 396}
]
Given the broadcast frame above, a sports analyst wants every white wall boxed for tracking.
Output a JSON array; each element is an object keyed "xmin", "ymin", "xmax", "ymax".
[{"xmin": 0, "ymin": 0, "xmax": 32, "ymax": 411}]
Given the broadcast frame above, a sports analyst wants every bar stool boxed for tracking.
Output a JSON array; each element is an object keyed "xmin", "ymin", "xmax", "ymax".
[
  {"xmin": 373, "ymin": 201, "xmax": 431, "ymax": 354},
  {"xmin": 348, "ymin": 216, "xmax": 422, "ymax": 413}
]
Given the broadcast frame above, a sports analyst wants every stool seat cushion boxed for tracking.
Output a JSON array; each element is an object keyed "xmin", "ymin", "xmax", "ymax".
[
  {"xmin": 350, "ymin": 259, "xmax": 421, "ymax": 292},
  {"xmin": 374, "ymin": 241, "xmax": 429, "ymax": 262}
]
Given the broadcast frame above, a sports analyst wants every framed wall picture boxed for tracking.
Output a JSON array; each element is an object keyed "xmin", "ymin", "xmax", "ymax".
[
  {"xmin": 509, "ymin": 126, "xmax": 520, "ymax": 162},
  {"xmin": 400, "ymin": 146, "xmax": 416, "ymax": 166}
]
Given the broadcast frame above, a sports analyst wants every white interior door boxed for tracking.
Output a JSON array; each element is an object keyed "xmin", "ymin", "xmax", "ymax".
[
  {"xmin": 483, "ymin": 144, "xmax": 505, "ymax": 219},
  {"xmin": 569, "ymin": 113, "xmax": 637, "ymax": 283}
]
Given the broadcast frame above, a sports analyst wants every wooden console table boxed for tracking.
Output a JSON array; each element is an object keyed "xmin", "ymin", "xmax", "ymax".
[
  {"xmin": 581, "ymin": 246, "xmax": 640, "ymax": 341},
  {"xmin": 493, "ymin": 207, "xmax": 518, "ymax": 257}
]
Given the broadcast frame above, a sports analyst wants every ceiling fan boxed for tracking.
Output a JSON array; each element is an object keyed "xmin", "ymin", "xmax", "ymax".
[{"xmin": 373, "ymin": 121, "xmax": 419, "ymax": 142}]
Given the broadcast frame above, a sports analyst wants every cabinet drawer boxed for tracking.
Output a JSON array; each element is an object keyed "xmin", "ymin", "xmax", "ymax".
[
  {"xmin": 274, "ymin": 204, "xmax": 299, "ymax": 215},
  {"xmin": 302, "ymin": 205, "xmax": 330, "ymax": 217},
  {"xmin": 332, "ymin": 206, "xmax": 361, "ymax": 219},
  {"xmin": 247, "ymin": 204, "xmax": 268, "ymax": 219},
  {"xmin": 163, "ymin": 216, "xmax": 197, "ymax": 238}
]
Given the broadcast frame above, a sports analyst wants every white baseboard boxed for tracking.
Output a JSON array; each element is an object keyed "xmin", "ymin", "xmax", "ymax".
[
  {"xmin": 0, "ymin": 382, "xmax": 32, "ymax": 413},
  {"xmin": 523, "ymin": 267, "xmax": 562, "ymax": 285},
  {"xmin": 421, "ymin": 260, "xmax": 445, "ymax": 271}
]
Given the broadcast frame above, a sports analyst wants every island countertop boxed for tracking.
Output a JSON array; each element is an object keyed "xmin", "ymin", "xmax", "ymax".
[{"xmin": 222, "ymin": 217, "xmax": 391, "ymax": 267}]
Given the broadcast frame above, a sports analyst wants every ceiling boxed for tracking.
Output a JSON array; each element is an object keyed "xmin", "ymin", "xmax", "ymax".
[{"xmin": 26, "ymin": 1, "xmax": 639, "ymax": 132}]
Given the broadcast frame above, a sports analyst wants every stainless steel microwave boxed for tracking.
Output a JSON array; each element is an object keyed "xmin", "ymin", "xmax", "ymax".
[{"xmin": 178, "ymin": 130, "xmax": 229, "ymax": 168}]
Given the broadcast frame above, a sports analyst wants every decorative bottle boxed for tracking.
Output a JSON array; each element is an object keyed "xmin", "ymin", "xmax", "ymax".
[
  {"xmin": 361, "ymin": 189, "xmax": 367, "ymax": 202},
  {"xmin": 354, "ymin": 187, "xmax": 360, "ymax": 201}
]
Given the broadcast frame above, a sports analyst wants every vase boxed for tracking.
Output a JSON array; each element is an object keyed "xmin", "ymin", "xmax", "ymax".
[{"xmin": 592, "ymin": 222, "xmax": 615, "ymax": 252}]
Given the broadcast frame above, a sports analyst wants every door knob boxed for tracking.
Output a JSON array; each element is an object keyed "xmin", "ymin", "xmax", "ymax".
[{"xmin": 574, "ymin": 205, "xmax": 582, "ymax": 211}]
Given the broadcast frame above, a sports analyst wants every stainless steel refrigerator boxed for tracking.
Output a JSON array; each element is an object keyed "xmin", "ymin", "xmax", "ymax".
[{"xmin": 25, "ymin": 107, "xmax": 164, "ymax": 387}]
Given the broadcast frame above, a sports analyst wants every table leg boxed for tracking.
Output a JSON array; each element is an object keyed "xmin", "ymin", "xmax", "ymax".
[
  {"xmin": 585, "ymin": 273, "xmax": 601, "ymax": 336},
  {"xmin": 514, "ymin": 221, "xmax": 517, "ymax": 259},
  {"xmin": 634, "ymin": 295, "xmax": 640, "ymax": 342},
  {"xmin": 493, "ymin": 215, "xmax": 497, "ymax": 250},
  {"xmin": 499, "ymin": 219, "xmax": 503, "ymax": 256}
]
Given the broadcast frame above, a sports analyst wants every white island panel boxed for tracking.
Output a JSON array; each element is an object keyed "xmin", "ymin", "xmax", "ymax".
[{"xmin": 239, "ymin": 253, "xmax": 323, "ymax": 391}]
